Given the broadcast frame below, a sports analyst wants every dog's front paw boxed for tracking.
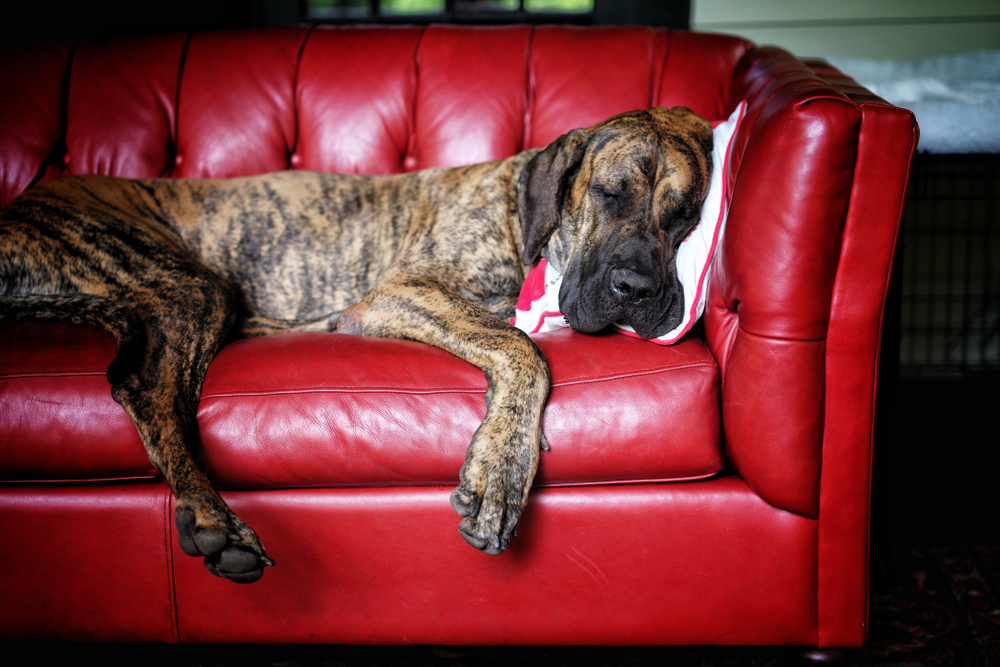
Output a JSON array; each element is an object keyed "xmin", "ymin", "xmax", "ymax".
[
  {"xmin": 176, "ymin": 503, "xmax": 275, "ymax": 584},
  {"xmin": 449, "ymin": 421, "xmax": 540, "ymax": 555}
]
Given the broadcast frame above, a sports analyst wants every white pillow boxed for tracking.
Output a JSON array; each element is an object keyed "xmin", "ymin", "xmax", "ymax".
[{"xmin": 512, "ymin": 101, "xmax": 747, "ymax": 344}]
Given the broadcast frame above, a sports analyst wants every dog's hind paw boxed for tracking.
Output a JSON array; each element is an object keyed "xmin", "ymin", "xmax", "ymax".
[
  {"xmin": 176, "ymin": 505, "xmax": 275, "ymax": 583},
  {"xmin": 203, "ymin": 546, "xmax": 271, "ymax": 584}
]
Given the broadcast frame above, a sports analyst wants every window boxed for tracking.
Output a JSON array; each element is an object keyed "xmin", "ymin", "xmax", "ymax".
[{"xmin": 306, "ymin": 0, "xmax": 596, "ymax": 24}]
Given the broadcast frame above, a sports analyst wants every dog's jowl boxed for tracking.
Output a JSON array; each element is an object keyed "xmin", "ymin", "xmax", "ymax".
[{"xmin": 0, "ymin": 107, "xmax": 712, "ymax": 582}]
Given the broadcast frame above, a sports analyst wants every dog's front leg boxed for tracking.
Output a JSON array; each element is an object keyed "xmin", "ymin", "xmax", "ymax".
[{"xmin": 338, "ymin": 274, "xmax": 550, "ymax": 554}]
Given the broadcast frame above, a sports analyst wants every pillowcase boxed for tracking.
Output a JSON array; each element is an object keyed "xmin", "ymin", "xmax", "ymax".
[{"xmin": 512, "ymin": 100, "xmax": 747, "ymax": 344}]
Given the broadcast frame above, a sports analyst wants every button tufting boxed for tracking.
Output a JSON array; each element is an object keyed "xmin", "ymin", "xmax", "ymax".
[{"xmin": 174, "ymin": 154, "xmax": 184, "ymax": 166}]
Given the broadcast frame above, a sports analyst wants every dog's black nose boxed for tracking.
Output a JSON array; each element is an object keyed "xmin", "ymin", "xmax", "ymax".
[{"xmin": 610, "ymin": 267, "xmax": 659, "ymax": 304}]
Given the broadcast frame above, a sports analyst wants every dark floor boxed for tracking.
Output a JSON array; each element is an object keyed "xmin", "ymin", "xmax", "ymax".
[
  {"xmin": 872, "ymin": 375, "xmax": 1000, "ymax": 551},
  {"xmin": 10, "ymin": 546, "xmax": 1000, "ymax": 666},
  {"xmin": 10, "ymin": 375, "xmax": 1000, "ymax": 666}
]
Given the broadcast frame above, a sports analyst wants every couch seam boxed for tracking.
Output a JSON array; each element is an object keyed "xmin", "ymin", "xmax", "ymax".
[
  {"xmin": 210, "ymin": 471, "xmax": 727, "ymax": 492},
  {"xmin": 651, "ymin": 27, "xmax": 669, "ymax": 107},
  {"xmin": 32, "ymin": 37, "xmax": 77, "ymax": 186},
  {"xmin": 195, "ymin": 360, "xmax": 718, "ymax": 401},
  {"xmin": 405, "ymin": 25, "xmax": 427, "ymax": 171},
  {"xmin": 736, "ymin": 326, "xmax": 827, "ymax": 344},
  {"xmin": 522, "ymin": 25, "xmax": 536, "ymax": 152},
  {"xmin": 4, "ymin": 360, "xmax": 717, "ymax": 387},
  {"xmin": 288, "ymin": 24, "xmax": 314, "ymax": 168},
  {"xmin": 0, "ymin": 370, "xmax": 109, "ymax": 379},
  {"xmin": 165, "ymin": 31, "xmax": 193, "ymax": 177},
  {"xmin": 164, "ymin": 485, "xmax": 180, "ymax": 643}
]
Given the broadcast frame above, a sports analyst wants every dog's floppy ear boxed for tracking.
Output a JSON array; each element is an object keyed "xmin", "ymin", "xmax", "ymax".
[{"xmin": 518, "ymin": 128, "xmax": 588, "ymax": 265}]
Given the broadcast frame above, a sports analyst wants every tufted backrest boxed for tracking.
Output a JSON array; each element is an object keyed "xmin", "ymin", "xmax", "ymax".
[
  {"xmin": 0, "ymin": 26, "xmax": 916, "ymax": 535},
  {"xmin": 0, "ymin": 26, "xmax": 753, "ymax": 196}
]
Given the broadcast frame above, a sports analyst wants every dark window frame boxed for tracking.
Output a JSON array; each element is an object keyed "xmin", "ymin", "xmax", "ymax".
[{"xmin": 302, "ymin": 0, "xmax": 690, "ymax": 28}]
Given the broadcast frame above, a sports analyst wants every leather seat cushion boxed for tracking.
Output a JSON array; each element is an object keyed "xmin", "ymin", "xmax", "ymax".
[{"xmin": 0, "ymin": 321, "xmax": 722, "ymax": 488}]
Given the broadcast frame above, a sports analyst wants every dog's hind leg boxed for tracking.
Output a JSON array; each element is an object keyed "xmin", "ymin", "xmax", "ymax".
[
  {"xmin": 109, "ymin": 270, "xmax": 275, "ymax": 583},
  {"xmin": 238, "ymin": 312, "xmax": 338, "ymax": 337},
  {"xmin": 1, "ymin": 275, "xmax": 275, "ymax": 583},
  {"xmin": 2, "ymin": 183, "xmax": 273, "ymax": 582}
]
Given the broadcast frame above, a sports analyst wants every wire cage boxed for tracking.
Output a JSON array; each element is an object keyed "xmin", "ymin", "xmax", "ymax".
[{"xmin": 898, "ymin": 153, "xmax": 999, "ymax": 379}]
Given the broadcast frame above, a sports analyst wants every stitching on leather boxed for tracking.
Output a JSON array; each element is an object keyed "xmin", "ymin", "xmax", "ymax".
[
  {"xmin": 200, "ymin": 387, "xmax": 486, "ymax": 400},
  {"xmin": 550, "ymin": 360, "xmax": 716, "ymax": 389},
  {"xmin": 166, "ymin": 32, "xmax": 193, "ymax": 177},
  {"xmin": 650, "ymin": 27, "xmax": 667, "ymax": 107},
  {"xmin": 196, "ymin": 360, "xmax": 717, "ymax": 400},
  {"xmin": 163, "ymin": 486, "xmax": 180, "ymax": 643},
  {"xmin": 0, "ymin": 475, "xmax": 159, "ymax": 485},
  {"xmin": 288, "ymin": 25, "xmax": 314, "ymax": 166},
  {"xmin": 522, "ymin": 25, "xmax": 536, "ymax": 151},
  {"xmin": 404, "ymin": 26, "xmax": 426, "ymax": 170},
  {"xmin": 0, "ymin": 371, "xmax": 108, "ymax": 379},
  {"xmin": 2, "ymin": 364, "xmax": 715, "ymax": 396},
  {"xmin": 207, "ymin": 472, "xmax": 726, "ymax": 492},
  {"xmin": 31, "ymin": 38, "xmax": 77, "ymax": 187},
  {"xmin": 738, "ymin": 322, "xmax": 827, "ymax": 344}
]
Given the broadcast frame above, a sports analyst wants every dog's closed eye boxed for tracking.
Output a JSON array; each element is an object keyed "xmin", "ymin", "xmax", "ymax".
[
  {"xmin": 592, "ymin": 184, "xmax": 619, "ymax": 201},
  {"xmin": 592, "ymin": 184, "xmax": 629, "ymax": 215}
]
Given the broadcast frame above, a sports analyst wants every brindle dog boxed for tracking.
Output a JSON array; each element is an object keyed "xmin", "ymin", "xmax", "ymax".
[{"xmin": 0, "ymin": 107, "xmax": 712, "ymax": 583}]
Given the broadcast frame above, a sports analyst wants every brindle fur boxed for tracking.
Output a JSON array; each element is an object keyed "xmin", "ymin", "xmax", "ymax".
[{"xmin": 0, "ymin": 107, "xmax": 712, "ymax": 582}]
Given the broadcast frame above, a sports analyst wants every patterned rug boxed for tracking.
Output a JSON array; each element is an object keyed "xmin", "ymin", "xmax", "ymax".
[
  {"xmin": 861, "ymin": 546, "xmax": 1000, "ymax": 666},
  {"xmin": 13, "ymin": 545, "xmax": 1000, "ymax": 666}
]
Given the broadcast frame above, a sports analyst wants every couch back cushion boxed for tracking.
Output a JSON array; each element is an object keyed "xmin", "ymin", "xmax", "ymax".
[{"xmin": 0, "ymin": 26, "xmax": 753, "ymax": 204}]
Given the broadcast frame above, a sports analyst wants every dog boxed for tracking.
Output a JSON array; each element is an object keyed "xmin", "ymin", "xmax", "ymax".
[{"xmin": 0, "ymin": 106, "xmax": 713, "ymax": 583}]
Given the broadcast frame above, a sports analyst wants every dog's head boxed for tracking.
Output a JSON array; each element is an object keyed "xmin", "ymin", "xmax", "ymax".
[{"xmin": 518, "ymin": 106, "xmax": 713, "ymax": 339}]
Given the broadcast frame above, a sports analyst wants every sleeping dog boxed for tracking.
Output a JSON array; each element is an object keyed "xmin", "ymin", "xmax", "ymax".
[{"xmin": 0, "ymin": 106, "xmax": 713, "ymax": 582}]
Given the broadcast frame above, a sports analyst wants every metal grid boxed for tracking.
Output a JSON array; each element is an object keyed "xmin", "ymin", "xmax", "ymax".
[{"xmin": 899, "ymin": 153, "xmax": 999, "ymax": 378}]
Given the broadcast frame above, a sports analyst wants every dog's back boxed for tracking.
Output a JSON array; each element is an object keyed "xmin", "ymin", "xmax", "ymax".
[{"xmin": 2, "ymin": 160, "xmax": 528, "ymax": 326}]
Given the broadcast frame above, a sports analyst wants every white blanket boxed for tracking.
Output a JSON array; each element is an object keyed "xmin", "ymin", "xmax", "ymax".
[{"xmin": 829, "ymin": 50, "xmax": 1000, "ymax": 154}]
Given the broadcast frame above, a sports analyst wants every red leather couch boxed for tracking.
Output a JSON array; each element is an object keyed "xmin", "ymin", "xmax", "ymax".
[{"xmin": 0, "ymin": 26, "xmax": 916, "ymax": 648}]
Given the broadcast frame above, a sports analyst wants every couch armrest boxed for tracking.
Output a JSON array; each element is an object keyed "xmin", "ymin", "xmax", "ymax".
[
  {"xmin": 706, "ymin": 47, "xmax": 859, "ymax": 519},
  {"xmin": 705, "ymin": 49, "xmax": 918, "ymax": 646},
  {"xmin": 706, "ymin": 47, "xmax": 917, "ymax": 646},
  {"xmin": 812, "ymin": 62, "xmax": 918, "ymax": 648},
  {"xmin": 706, "ymin": 47, "xmax": 916, "ymax": 519}
]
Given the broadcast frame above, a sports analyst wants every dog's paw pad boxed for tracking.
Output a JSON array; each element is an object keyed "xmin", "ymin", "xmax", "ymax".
[
  {"xmin": 204, "ymin": 547, "xmax": 267, "ymax": 584},
  {"xmin": 458, "ymin": 518, "xmax": 507, "ymax": 555},
  {"xmin": 193, "ymin": 527, "xmax": 228, "ymax": 556},
  {"xmin": 175, "ymin": 505, "xmax": 274, "ymax": 582},
  {"xmin": 217, "ymin": 547, "xmax": 260, "ymax": 573},
  {"xmin": 176, "ymin": 511, "xmax": 228, "ymax": 557}
]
